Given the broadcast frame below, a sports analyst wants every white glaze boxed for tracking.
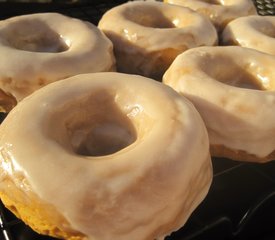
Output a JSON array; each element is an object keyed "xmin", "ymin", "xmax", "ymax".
[
  {"xmin": 0, "ymin": 12, "xmax": 115, "ymax": 102},
  {"xmin": 0, "ymin": 72, "xmax": 212, "ymax": 240},
  {"xmin": 165, "ymin": 0, "xmax": 257, "ymax": 31},
  {"xmin": 163, "ymin": 46, "xmax": 275, "ymax": 161},
  {"xmin": 98, "ymin": 1, "xmax": 217, "ymax": 79},
  {"xmin": 222, "ymin": 15, "xmax": 275, "ymax": 55}
]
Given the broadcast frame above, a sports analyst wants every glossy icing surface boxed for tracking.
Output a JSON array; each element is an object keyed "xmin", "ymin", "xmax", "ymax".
[
  {"xmin": 98, "ymin": 1, "xmax": 217, "ymax": 79},
  {"xmin": 0, "ymin": 12, "xmax": 115, "ymax": 102},
  {"xmin": 163, "ymin": 46, "xmax": 275, "ymax": 160},
  {"xmin": 222, "ymin": 15, "xmax": 275, "ymax": 55},
  {"xmin": 165, "ymin": 0, "xmax": 257, "ymax": 30},
  {"xmin": 0, "ymin": 72, "xmax": 212, "ymax": 240}
]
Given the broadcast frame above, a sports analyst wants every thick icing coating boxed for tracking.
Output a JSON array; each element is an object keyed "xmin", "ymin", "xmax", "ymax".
[
  {"xmin": 165, "ymin": 0, "xmax": 257, "ymax": 31},
  {"xmin": 163, "ymin": 46, "xmax": 275, "ymax": 162},
  {"xmin": 98, "ymin": 1, "xmax": 217, "ymax": 80},
  {"xmin": 222, "ymin": 15, "xmax": 275, "ymax": 55},
  {"xmin": 0, "ymin": 72, "xmax": 212, "ymax": 240},
  {"xmin": 0, "ymin": 12, "xmax": 115, "ymax": 104}
]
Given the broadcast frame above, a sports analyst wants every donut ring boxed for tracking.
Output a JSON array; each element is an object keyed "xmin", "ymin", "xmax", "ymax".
[
  {"xmin": 163, "ymin": 46, "xmax": 275, "ymax": 162},
  {"xmin": 98, "ymin": 1, "xmax": 217, "ymax": 80},
  {"xmin": 165, "ymin": 0, "xmax": 257, "ymax": 32},
  {"xmin": 222, "ymin": 16, "xmax": 275, "ymax": 55},
  {"xmin": 0, "ymin": 12, "xmax": 115, "ymax": 110},
  {"xmin": 0, "ymin": 72, "xmax": 212, "ymax": 240}
]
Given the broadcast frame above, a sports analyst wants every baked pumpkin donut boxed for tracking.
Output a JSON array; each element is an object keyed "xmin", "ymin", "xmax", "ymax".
[
  {"xmin": 163, "ymin": 46, "xmax": 275, "ymax": 162},
  {"xmin": 0, "ymin": 72, "xmax": 212, "ymax": 240},
  {"xmin": 165, "ymin": 0, "xmax": 257, "ymax": 32},
  {"xmin": 0, "ymin": 12, "xmax": 115, "ymax": 111},
  {"xmin": 98, "ymin": 1, "xmax": 217, "ymax": 80},
  {"xmin": 222, "ymin": 15, "xmax": 275, "ymax": 55}
]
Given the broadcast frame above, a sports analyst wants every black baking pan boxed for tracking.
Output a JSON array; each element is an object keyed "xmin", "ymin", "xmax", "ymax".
[{"xmin": 0, "ymin": 1, "xmax": 274, "ymax": 240}]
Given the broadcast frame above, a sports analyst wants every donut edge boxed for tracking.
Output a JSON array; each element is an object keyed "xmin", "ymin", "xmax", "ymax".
[
  {"xmin": 211, "ymin": 144, "xmax": 275, "ymax": 163},
  {"xmin": 0, "ymin": 178, "xmax": 85, "ymax": 240}
]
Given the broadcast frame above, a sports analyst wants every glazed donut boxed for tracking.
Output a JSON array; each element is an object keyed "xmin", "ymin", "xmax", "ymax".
[
  {"xmin": 98, "ymin": 1, "xmax": 217, "ymax": 80},
  {"xmin": 222, "ymin": 16, "xmax": 275, "ymax": 55},
  {"xmin": 0, "ymin": 72, "xmax": 212, "ymax": 240},
  {"xmin": 163, "ymin": 46, "xmax": 275, "ymax": 162},
  {"xmin": 164, "ymin": 0, "xmax": 257, "ymax": 32},
  {"xmin": 0, "ymin": 12, "xmax": 115, "ymax": 111}
]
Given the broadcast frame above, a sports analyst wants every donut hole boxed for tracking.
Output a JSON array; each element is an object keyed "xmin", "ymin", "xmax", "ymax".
[
  {"xmin": 52, "ymin": 90, "xmax": 138, "ymax": 157},
  {"xmin": 200, "ymin": 55, "xmax": 265, "ymax": 90},
  {"xmin": 2, "ymin": 19, "xmax": 70, "ymax": 53},
  {"xmin": 72, "ymin": 121, "xmax": 136, "ymax": 157},
  {"xmin": 124, "ymin": 6, "xmax": 175, "ymax": 28}
]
